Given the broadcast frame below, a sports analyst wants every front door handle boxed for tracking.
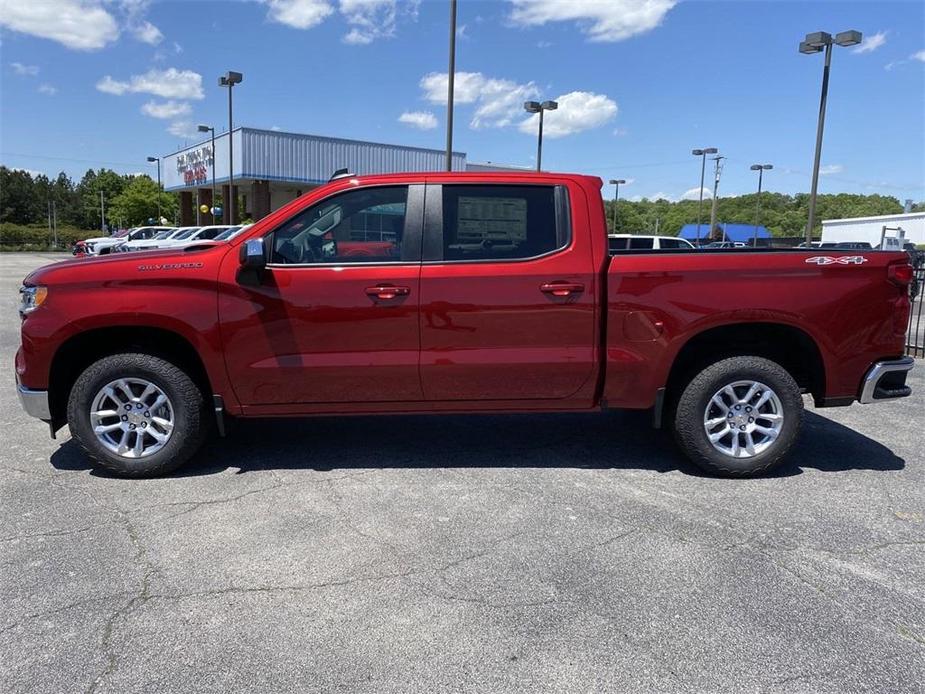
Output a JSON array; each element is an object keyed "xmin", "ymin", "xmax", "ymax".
[
  {"xmin": 540, "ymin": 281, "xmax": 585, "ymax": 297},
  {"xmin": 365, "ymin": 285, "xmax": 410, "ymax": 300}
]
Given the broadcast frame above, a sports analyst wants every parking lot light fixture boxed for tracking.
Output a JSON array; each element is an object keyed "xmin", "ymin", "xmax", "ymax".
[
  {"xmin": 750, "ymin": 164, "xmax": 773, "ymax": 246},
  {"xmin": 608, "ymin": 179, "xmax": 626, "ymax": 232},
  {"xmin": 800, "ymin": 29, "xmax": 861, "ymax": 244},
  {"xmin": 524, "ymin": 99, "xmax": 557, "ymax": 172},
  {"xmin": 197, "ymin": 124, "xmax": 217, "ymax": 222},
  {"xmin": 219, "ymin": 71, "xmax": 243, "ymax": 224},
  {"xmin": 146, "ymin": 156, "xmax": 161, "ymax": 222},
  {"xmin": 692, "ymin": 147, "xmax": 717, "ymax": 241}
]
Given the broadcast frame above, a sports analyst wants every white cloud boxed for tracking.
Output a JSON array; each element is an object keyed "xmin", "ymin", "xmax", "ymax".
[
  {"xmin": 11, "ymin": 62, "xmax": 39, "ymax": 76},
  {"xmin": 37, "ymin": 84, "xmax": 57, "ymax": 95},
  {"xmin": 132, "ymin": 20, "xmax": 163, "ymax": 45},
  {"xmin": 270, "ymin": 125, "xmax": 282, "ymax": 131},
  {"xmin": 518, "ymin": 90, "xmax": 618, "ymax": 138},
  {"xmin": 340, "ymin": 0, "xmax": 397, "ymax": 44},
  {"xmin": 420, "ymin": 71, "xmax": 540, "ymax": 128},
  {"xmin": 398, "ymin": 110, "xmax": 438, "ymax": 129},
  {"xmin": 141, "ymin": 100, "xmax": 191, "ymax": 119},
  {"xmin": 820, "ymin": 164, "xmax": 843, "ymax": 175},
  {"xmin": 261, "ymin": 0, "xmax": 416, "ymax": 43},
  {"xmin": 96, "ymin": 68, "xmax": 204, "ymax": 99},
  {"xmin": 912, "ymin": 50, "xmax": 925, "ymax": 62},
  {"xmin": 681, "ymin": 186, "xmax": 711, "ymax": 201},
  {"xmin": 613, "ymin": 126, "xmax": 629, "ymax": 136},
  {"xmin": 508, "ymin": 0, "xmax": 676, "ymax": 42},
  {"xmin": 646, "ymin": 192, "xmax": 675, "ymax": 202},
  {"xmin": 167, "ymin": 120, "xmax": 198, "ymax": 138},
  {"xmin": 264, "ymin": 0, "xmax": 334, "ymax": 29},
  {"xmin": 852, "ymin": 30, "xmax": 886, "ymax": 54},
  {"xmin": 0, "ymin": 0, "xmax": 119, "ymax": 50}
]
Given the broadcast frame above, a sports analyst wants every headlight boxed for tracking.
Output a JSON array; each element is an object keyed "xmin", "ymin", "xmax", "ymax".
[{"xmin": 19, "ymin": 285, "xmax": 48, "ymax": 316}]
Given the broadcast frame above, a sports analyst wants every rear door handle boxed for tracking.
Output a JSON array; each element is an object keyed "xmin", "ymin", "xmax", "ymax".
[
  {"xmin": 540, "ymin": 282, "xmax": 585, "ymax": 297},
  {"xmin": 365, "ymin": 285, "xmax": 410, "ymax": 300}
]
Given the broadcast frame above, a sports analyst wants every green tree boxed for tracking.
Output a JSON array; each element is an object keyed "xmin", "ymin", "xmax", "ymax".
[
  {"xmin": 108, "ymin": 175, "xmax": 177, "ymax": 226},
  {"xmin": 0, "ymin": 166, "xmax": 41, "ymax": 224}
]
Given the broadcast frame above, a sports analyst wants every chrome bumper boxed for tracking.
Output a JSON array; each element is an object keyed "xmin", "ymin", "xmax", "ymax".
[
  {"xmin": 17, "ymin": 384, "xmax": 51, "ymax": 420},
  {"xmin": 859, "ymin": 357, "xmax": 915, "ymax": 404}
]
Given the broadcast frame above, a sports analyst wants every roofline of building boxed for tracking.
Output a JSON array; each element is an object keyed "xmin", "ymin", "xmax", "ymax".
[
  {"xmin": 821, "ymin": 211, "xmax": 925, "ymax": 225},
  {"xmin": 162, "ymin": 126, "xmax": 466, "ymax": 160}
]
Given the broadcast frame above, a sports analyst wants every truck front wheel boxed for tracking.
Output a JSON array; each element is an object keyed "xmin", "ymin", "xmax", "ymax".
[
  {"xmin": 672, "ymin": 356, "xmax": 803, "ymax": 477},
  {"xmin": 67, "ymin": 353, "xmax": 208, "ymax": 477}
]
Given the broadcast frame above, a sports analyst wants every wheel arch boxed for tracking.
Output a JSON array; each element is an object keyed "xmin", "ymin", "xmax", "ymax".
[
  {"xmin": 665, "ymin": 321, "xmax": 826, "ymax": 407},
  {"xmin": 48, "ymin": 325, "xmax": 213, "ymax": 430}
]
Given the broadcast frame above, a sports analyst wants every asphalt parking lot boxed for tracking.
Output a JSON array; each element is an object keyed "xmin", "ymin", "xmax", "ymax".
[{"xmin": 2, "ymin": 252, "xmax": 923, "ymax": 693}]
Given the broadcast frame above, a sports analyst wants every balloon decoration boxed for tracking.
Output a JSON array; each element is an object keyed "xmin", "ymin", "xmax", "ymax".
[{"xmin": 200, "ymin": 204, "xmax": 210, "ymax": 214}]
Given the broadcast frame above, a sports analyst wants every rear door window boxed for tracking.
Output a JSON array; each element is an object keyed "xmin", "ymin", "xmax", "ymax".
[{"xmin": 438, "ymin": 185, "xmax": 567, "ymax": 261}]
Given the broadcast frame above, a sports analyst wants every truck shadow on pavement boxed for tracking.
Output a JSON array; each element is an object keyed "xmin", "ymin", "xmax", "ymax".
[{"xmin": 50, "ymin": 410, "xmax": 904, "ymax": 479}]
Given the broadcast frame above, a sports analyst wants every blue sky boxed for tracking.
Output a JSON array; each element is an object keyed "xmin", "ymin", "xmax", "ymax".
[{"xmin": 1, "ymin": 0, "xmax": 924, "ymax": 202}]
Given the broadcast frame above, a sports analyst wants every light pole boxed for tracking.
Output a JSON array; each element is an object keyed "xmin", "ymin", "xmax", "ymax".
[
  {"xmin": 708, "ymin": 155, "xmax": 725, "ymax": 241},
  {"xmin": 799, "ymin": 29, "xmax": 862, "ymax": 244},
  {"xmin": 691, "ymin": 147, "xmax": 717, "ymax": 243},
  {"xmin": 219, "ymin": 70, "xmax": 243, "ymax": 224},
  {"xmin": 750, "ymin": 164, "xmax": 773, "ymax": 246},
  {"xmin": 524, "ymin": 100, "xmax": 558, "ymax": 171},
  {"xmin": 445, "ymin": 0, "xmax": 457, "ymax": 172},
  {"xmin": 146, "ymin": 156, "xmax": 161, "ymax": 223},
  {"xmin": 197, "ymin": 124, "xmax": 217, "ymax": 223},
  {"xmin": 608, "ymin": 179, "xmax": 625, "ymax": 232}
]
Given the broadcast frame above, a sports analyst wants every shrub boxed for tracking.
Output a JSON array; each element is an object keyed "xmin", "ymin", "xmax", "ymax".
[{"xmin": 0, "ymin": 223, "xmax": 95, "ymax": 250}]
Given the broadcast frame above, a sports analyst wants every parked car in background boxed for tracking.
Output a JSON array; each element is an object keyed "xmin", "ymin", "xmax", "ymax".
[
  {"xmin": 81, "ymin": 227, "xmax": 174, "ymax": 256},
  {"xmin": 703, "ymin": 241, "xmax": 747, "ymax": 249},
  {"xmin": 213, "ymin": 224, "xmax": 251, "ymax": 241},
  {"xmin": 608, "ymin": 234, "xmax": 694, "ymax": 252},
  {"xmin": 819, "ymin": 241, "xmax": 873, "ymax": 250},
  {"xmin": 16, "ymin": 171, "xmax": 915, "ymax": 480},
  {"xmin": 155, "ymin": 225, "xmax": 239, "ymax": 248},
  {"xmin": 116, "ymin": 227, "xmax": 192, "ymax": 253}
]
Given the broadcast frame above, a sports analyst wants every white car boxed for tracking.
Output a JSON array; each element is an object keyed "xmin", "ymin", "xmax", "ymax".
[
  {"xmin": 214, "ymin": 224, "xmax": 251, "ymax": 241},
  {"xmin": 608, "ymin": 234, "xmax": 695, "ymax": 252},
  {"xmin": 84, "ymin": 227, "xmax": 174, "ymax": 255},
  {"xmin": 116, "ymin": 227, "xmax": 199, "ymax": 253},
  {"xmin": 159, "ymin": 225, "xmax": 241, "ymax": 247}
]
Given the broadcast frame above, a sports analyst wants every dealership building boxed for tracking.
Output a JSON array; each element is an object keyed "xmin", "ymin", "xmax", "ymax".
[{"xmin": 162, "ymin": 127, "xmax": 525, "ymax": 225}]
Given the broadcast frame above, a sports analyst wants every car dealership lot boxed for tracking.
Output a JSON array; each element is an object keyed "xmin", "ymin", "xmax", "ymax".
[{"xmin": 2, "ymin": 253, "xmax": 923, "ymax": 693}]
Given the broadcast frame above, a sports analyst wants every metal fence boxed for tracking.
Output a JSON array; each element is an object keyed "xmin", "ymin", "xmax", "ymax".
[{"xmin": 907, "ymin": 263, "xmax": 925, "ymax": 358}]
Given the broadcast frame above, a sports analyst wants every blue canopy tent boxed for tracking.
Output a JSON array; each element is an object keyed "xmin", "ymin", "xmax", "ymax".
[{"xmin": 679, "ymin": 223, "xmax": 770, "ymax": 244}]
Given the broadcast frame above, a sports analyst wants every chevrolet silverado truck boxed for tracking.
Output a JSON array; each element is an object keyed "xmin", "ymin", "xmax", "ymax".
[{"xmin": 15, "ymin": 172, "xmax": 915, "ymax": 478}]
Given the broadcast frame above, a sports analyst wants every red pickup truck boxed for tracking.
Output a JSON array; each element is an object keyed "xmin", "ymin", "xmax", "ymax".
[{"xmin": 15, "ymin": 172, "xmax": 915, "ymax": 478}]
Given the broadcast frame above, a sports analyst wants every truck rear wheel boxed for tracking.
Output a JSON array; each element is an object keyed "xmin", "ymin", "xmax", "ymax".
[
  {"xmin": 672, "ymin": 356, "xmax": 803, "ymax": 477},
  {"xmin": 67, "ymin": 353, "xmax": 208, "ymax": 477}
]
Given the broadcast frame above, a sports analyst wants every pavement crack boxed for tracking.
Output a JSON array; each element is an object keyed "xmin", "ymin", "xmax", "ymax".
[{"xmin": 84, "ymin": 512, "xmax": 158, "ymax": 694}]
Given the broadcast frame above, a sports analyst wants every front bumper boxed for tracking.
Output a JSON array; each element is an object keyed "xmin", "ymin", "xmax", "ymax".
[
  {"xmin": 17, "ymin": 383, "xmax": 51, "ymax": 420},
  {"xmin": 859, "ymin": 357, "xmax": 915, "ymax": 404}
]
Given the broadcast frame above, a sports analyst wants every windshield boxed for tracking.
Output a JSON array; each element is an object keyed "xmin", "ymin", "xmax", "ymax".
[
  {"xmin": 213, "ymin": 226, "xmax": 242, "ymax": 241},
  {"xmin": 173, "ymin": 227, "xmax": 200, "ymax": 240},
  {"xmin": 153, "ymin": 229, "xmax": 174, "ymax": 239}
]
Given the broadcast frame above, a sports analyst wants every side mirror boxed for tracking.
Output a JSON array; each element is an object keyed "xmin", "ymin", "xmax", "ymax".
[{"xmin": 239, "ymin": 238, "xmax": 267, "ymax": 270}]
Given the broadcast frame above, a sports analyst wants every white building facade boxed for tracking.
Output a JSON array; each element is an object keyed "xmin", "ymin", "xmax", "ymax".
[{"xmin": 821, "ymin": 212, "xmax": 925, "ymax": 247}]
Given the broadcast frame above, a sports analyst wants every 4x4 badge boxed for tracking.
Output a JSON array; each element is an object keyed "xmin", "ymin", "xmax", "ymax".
[{"xmin": 805, "ymin": 256, "xmax": 869, "ymax": 265}]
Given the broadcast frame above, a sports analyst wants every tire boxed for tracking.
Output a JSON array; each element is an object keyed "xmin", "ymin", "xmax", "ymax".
[
  {"xmin": 67, "ymin": 353, "xmax": 208, "ymax": 478},
  {"xmin": 672, "ymin": 356, "xmax": 803, "ymax": 477}
]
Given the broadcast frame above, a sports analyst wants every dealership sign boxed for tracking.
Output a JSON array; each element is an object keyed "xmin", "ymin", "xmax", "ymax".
[{"xmin": 176, "ymin": 145, "xmax": 213, "ymax": 186}]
